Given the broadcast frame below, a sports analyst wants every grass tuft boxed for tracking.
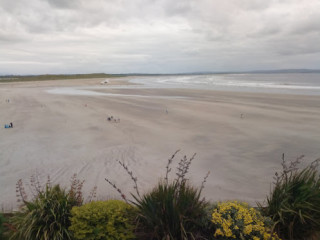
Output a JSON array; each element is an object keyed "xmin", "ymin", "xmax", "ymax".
[
  {"xmin": 259, "ymin": 155, "xmax": 320, "ymax": 240},
  {"xmin": 106, "ymin": 151, "xmax": 211, "ymax": 239},
  {"xmin": 10, "ymin": 185, "xmax": 77, "ymax": 240},
  {"xmin": 10, "ymin": 174, "xmax": 92, "ymax": 240}
]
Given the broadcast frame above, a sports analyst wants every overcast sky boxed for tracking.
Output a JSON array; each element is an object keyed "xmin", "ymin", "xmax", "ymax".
[{"xmin": 1, "ymin": 0, "xmax": 320, "ymax": 74}]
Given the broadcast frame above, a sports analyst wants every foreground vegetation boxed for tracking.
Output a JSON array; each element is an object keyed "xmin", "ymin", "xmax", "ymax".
[
  {"xmin": 259, "ymin": 155, "xmax": 320, "ymax": 240},
  {"xmin": 1, "ymin": 152, "xmax": 319, "ymax": 240}
]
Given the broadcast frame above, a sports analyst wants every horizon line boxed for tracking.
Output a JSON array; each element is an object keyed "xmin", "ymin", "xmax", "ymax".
[{"xmin": 1, "ymin": 68, "xmax": 320, "ymax": 77}]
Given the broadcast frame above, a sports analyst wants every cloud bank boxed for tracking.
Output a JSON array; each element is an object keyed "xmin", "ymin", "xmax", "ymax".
[{"xmin": 1, "ymin": 0, "xmax": 320, "ymax": 74}]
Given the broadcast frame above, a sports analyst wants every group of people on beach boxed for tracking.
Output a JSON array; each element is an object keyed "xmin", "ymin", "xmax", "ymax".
[{"xmin": 107, "ymin": 116, "xmax": 120, "ymax": 123}]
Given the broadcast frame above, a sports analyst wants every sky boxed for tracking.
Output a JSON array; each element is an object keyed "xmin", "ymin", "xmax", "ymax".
[{"xmin": 1, "ymin": 0, "xmax": 320, "ymax": 75}]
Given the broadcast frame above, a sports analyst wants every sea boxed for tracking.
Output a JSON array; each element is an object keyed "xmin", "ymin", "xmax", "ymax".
[
  {"xmin": 128, "ymin": 73, "xmax": 320, "ymax": 96},
  {"xmin": 47, "ymin": 73, "xmax": 320, "ymax": 97}
]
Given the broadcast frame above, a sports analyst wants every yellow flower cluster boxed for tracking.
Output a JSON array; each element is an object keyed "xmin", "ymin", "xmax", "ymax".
[{"xmin": 211, "ymin": 201, "xmax": 280, "ymax": 240}]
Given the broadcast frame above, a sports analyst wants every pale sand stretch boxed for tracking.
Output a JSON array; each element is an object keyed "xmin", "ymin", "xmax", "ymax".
[{"xmin": 1, "ymin": 78, "xmax": 320, "ymax": 210}]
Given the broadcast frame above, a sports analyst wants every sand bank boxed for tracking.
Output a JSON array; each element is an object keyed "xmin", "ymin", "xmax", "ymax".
[{"xmin": 1, "ymin": 78, "xmax": 320, "ymax": 210}]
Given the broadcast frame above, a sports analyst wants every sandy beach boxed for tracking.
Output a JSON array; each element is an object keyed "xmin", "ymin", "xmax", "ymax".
[{"xmin": 1, "ymin": 78, "xmax": 320, "ymax": 211}]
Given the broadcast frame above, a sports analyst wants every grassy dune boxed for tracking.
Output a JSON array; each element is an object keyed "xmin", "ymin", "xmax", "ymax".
[{"xmin": 0, "ymin": 73, "xmax": 125, "ymax": 83}]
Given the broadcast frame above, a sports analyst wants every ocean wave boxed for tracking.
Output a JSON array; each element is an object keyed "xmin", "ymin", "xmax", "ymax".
[{"xmin": 129, "ymin": 74, "xmax": 320, "ymax": 94}]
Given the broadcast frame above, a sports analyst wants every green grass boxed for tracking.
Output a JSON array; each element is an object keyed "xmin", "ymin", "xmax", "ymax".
[
  {"xmin": 133, "ymin": 180, "xmax": 210, "ymax": 240},
  {"xmin": 10, "ymin": 184, "xmax": 79, "ymax": 240},
  {"xmin": 106, "ymin": 151, "xmax": 212, "ymax": 239},
  {"xmin": 259, "ymin": 157, "xmax": 320, "ymax": 240},
  {"xmin": 0, "ymin": 73, "xmax": 124, "ymax": 83}
]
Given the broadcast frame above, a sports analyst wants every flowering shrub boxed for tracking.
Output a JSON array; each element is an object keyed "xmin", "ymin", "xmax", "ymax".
[{"xmin": 211, "ymin": 201, "xmax": 280, "ymax": 240}]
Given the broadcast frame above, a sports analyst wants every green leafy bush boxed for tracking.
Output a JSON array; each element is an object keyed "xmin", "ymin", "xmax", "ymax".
[
  {"xmin": 10, "ymin": 184, "xmax": 79, "ymax": 240},
  {"xmin": 259, "ymin": 156, "xmax": 320, "ymax": 240},
  {"xmin": 211, "ymin": 201, "xmax": 280, "ymax": 240},
  {"xmin": 69, "ymin": 200, "xmax": 135, "ymax": 240}
]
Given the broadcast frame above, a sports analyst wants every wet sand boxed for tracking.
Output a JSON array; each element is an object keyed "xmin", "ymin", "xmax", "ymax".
[{"xmin": 1, "ymin": 78, "xmax": 320, "ymax": 210}]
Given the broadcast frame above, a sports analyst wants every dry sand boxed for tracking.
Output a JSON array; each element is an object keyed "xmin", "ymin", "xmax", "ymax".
[{"xmin": 1, "ymin": 78, "xmax": 320, "ymax": 210}]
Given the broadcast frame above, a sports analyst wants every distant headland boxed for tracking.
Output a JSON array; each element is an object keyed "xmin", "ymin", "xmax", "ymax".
[{"xmin": 1, "ymin": 69, "xmax": 320, "ymax": 83}]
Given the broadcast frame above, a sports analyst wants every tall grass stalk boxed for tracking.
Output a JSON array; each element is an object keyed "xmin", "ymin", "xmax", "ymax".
[
  {"xmin": 105, "ymin": 151, "xmax": 211, "ymax": 239},
  {"xmin": 259, "ymin": 155, "xmax": 320, "ymax": 240},
  {"xmin": 10, "ymin": 174, "xmax": 91, "ymax": 240},
  {"xmin": 10, "ymin": 185, "xmax": 76, "ymax": 240},
  {"xmin": 133, "ymin": 180, "xmax": 208, "ymax": 239}
]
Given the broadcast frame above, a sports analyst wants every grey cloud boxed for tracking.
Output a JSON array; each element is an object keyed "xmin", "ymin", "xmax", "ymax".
[
  {"xmin": 290, "ymin": 13, "xmax": 320, "ymax": 35},
  {"xmin": 234, "ymin": 0, "xmax": 275, "ymax": 11},
  {"xmin": 46, "ymin": 0, "xmax": 81, "ymax": 9},
  {"xmin": 273, "ymin": 35, "xmax": 320, "ymax": 56},
  {"xmin": 1, "ymin": 0, "xmax": 320, "ymax": 74},
  {"xmin": 162, "ymin": 0, "xmax": 193, "ymax": 16},
  {"xmin": 0, "ymin": 31, "xmax": 27, "ymax": 42}
]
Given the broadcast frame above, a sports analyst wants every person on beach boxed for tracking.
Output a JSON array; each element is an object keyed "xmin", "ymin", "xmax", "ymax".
[{"xmin": 4, "ymin": 123, "xmax": 12, "ymax": 128}]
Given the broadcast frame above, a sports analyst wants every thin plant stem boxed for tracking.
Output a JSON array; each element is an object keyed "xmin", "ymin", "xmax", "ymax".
[{"xmin": 165, "ymin": 150, "xmax": 180, "ymax": 184}]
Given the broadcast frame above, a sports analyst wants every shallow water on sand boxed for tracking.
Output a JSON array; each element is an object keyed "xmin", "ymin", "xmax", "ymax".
[{"xmin": 129, "ymin": 73, "xmax": 320, "ymax": 95}]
